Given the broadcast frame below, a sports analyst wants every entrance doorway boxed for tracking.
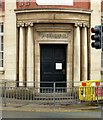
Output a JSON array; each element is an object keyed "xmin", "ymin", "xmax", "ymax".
[{"xmin": 40, "ymin": 44, "xmax": 67, "ymax": 92}]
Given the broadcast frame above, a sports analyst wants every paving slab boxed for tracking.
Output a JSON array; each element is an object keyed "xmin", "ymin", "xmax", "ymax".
[{"xmin": 0, "ymin": 103, "xmax": 101, "ymax": 112}]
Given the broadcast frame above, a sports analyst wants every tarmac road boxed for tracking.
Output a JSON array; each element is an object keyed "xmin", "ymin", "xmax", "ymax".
[{"xmin": 2, "ymin": 110, "xmax": 101, "ymax": 118}]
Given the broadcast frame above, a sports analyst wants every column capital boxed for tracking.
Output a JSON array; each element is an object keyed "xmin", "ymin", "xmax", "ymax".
[
  {"xmin": 25, "ymin": 23, "xmax": 28, "ymax": 27},
  {"xmin": 30, "ymin": 23, "xmax": 34, "ymax": 27},
  {"xmin": 17, "ymin": 22, "xmax": 25, "ymax": 27},
  {"xmin": 17, "ymin": 22, "xmax": 34, "ymax": 27},
  {"xmin": 74, "ymin": 23, "xmax": 82, "ymax": 27},
  {"xmin": 74, "ymin": 23, "xmax": 79, "ymax": 27},
  {"xmin": 87, "ymin": 24, "xmax": 90, "ymax": 28},
  {"xmin": 17, "ymin": 23, "xmax": 20, "ymax": 28},
  {"xmin": 79, "ymin": 24, "xmax": 83, "ymax": 27},
  {"xmin": 82, "ymin": 23, "xmax": 90, "ymax": 28},
  {"xmin": 25, "ymin": 22, "xmax": 34, "ymax": 27}
]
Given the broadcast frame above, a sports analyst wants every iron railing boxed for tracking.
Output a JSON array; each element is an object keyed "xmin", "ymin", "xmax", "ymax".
[{"xmin": 0, "ymin": 80, "xmax": 103, "ymax": 107}]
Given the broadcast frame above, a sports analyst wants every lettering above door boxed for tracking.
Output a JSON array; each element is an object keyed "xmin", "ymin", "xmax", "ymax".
[{"xmin": 39, "ymin": 32, "xmax": 69, "ymax": 40}]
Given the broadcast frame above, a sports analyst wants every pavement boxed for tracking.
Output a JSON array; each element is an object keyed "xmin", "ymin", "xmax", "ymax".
[{"xmin": 0, "ymin": 103, "xmax": 101, "ymax": 112}]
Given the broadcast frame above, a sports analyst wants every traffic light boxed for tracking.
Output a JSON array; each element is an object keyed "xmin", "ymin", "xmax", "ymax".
[{"xmin": 91, "ymin": 26, "xmax": 101, "ymax": 49}]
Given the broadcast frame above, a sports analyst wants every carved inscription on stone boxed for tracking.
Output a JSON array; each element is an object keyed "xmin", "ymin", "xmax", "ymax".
[{"xmin": 39, "ymin": 32, "xmax": 69, "ymax": 39}]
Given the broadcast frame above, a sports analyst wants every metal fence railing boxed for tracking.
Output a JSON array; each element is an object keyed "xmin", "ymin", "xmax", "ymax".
[{"xmin": 0, "ymin": 80, "xmax": 103, "ymax": 107}]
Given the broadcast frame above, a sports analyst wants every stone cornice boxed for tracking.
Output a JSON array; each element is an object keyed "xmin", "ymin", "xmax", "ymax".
[
  {"xmin": 16, "ymin": 8, "xmax": 90, "ymax": 27},
  {"xmin": 15, "ymin": 8, "xmax": 92, "ymax": 14}
]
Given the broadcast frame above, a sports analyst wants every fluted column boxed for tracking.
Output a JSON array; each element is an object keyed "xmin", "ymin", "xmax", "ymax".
[
  {"xmin": 82, "ymin": 24, "xmax": 88, "ymax": 80},
  {"xmin": 19, "ymin": 26, "xmax": 25, "ymax": 86},
  {"xmin": 73, "ymin": 24, "xmax": 81, "ymax": 85},
  {"xmin": 27, "ymin": 24, "xmax": 34, "ymax": 87}
]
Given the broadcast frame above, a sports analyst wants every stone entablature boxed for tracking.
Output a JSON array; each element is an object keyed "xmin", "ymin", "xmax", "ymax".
[{"xmin": 16, "ymin": 9, "xmax": 91, "ymax": 27}]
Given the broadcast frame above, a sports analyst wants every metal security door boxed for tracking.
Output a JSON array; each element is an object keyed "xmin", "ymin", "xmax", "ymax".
[{"xmin": 40, "ymin": 44, "xmax": 67, "ymax": 92}]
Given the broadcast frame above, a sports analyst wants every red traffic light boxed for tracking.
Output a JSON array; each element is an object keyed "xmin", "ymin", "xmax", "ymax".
[
  {"xmin": 91, "ymin": 27, "xmax": 95, "ymax": 33},
  {"xmin": 91, "ymin": 26, "xmax": 101, "ymax": 34}
]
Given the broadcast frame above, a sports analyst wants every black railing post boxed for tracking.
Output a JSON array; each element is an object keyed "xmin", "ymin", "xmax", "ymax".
[
  {"xmin": 53, "ymin": 82, "xmax": 55, "ymax": 105},
  {"xmin": 4, "ymin": 80, "xmax": 6, "ymax": 107}
]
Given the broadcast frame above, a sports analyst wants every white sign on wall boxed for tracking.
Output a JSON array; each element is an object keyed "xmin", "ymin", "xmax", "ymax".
[
  {"xmin": 56, "ymin": 63, "xmax": 62, "ymax": 70},
  {"xmin": 36, "ymin": 0, "xmax": 73, "ymax": 6}
]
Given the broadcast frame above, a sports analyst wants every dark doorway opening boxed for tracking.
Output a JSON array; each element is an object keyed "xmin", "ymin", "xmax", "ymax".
[{"xmin": 40, "ymin": 44, "xmax": 67, "ymax": 92}]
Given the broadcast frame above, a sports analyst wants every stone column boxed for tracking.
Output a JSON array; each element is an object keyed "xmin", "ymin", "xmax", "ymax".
[
  {"xmin": 82, "ymin": 24, "xmax": 88, "ymax": 80},
  {"xmin": 19, "ymin": 25, "xmax": 25, "ymax": 86},
  {"xmin": 27, "ymin": 23, "xmax": 34, "ymax": 87},
  {"xmin": 73, "ymin": 24, "xmax": 81, "ymax": 85}
]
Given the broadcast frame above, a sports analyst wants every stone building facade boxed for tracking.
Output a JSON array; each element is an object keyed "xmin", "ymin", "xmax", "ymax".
[
  {"xmin": 0, "ymin": 0, "xmax": 102, "ymax": 89},
  {"xmin": 0, "ymin": 0, "xmax": 5, "ymax": 78}
]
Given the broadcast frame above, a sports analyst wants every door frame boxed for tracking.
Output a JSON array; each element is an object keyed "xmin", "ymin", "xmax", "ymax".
[{"xmin": 34, "ymin": 24, "xmax": 73, "ymax": 93}]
